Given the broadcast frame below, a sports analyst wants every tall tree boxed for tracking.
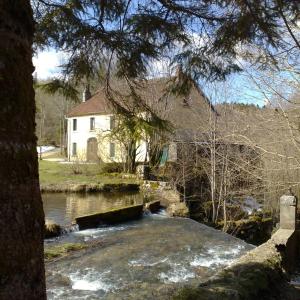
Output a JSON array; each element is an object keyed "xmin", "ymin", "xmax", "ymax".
[
  {"xmin": 0, "ymin": 0, "xmax": 299, "ymax": 298},
  {"xmin": 0, "ymin": 1, "xmax": 46, "ymax": 299}
]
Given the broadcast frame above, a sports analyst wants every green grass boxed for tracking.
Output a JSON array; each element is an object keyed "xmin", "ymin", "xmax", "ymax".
[
  {"xmin": 41, "ymin": 151, "xmax": 65, "ymax": 159},
  {"xmin": 39, "ymin": 160, "xmax": 139, "ymax": 185}
]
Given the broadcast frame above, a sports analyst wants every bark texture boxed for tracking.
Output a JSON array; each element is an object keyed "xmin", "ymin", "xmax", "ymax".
[{"xmin": 0, "ymin": 1, "xmax": 46, "ymax": 299}]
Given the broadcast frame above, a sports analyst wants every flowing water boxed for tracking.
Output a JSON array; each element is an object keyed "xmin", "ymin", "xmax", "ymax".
[{"xmin": 43, "ymin": 193, "xmax": 254, "ymax": 300}]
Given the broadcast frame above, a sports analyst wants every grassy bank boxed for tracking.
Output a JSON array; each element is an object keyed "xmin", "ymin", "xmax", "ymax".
[{"xmin": 39, "ymin": 160, "xmax": 140, "ymax": 192}]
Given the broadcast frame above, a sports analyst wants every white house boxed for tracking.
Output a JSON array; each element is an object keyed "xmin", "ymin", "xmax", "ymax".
[
  {"xmin": 66, "ymin": 86, "xmax": 148, "ymax": 162},
  {"xmin": 66, "ymin": 79, "xmax": 216, "ymax": 163}
]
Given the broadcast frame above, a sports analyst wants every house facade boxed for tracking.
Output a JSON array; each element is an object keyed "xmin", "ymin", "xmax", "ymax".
[
  {"xmin": 66, "ymin": 87, "xmax": 147, "ymax": 162},
  {"xmin": 66, "ymin": 80, "xmax": 216, "ymax": 163}
]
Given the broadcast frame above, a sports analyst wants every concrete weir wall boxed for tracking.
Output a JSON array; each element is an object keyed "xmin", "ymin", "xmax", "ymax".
[
  {"xmin": 175, "ymin": 193, "xmax": 300, "ymax": 300},
  {"xmin": 75, "ymin": 204, "xmax": 144, "ymax": 230}
]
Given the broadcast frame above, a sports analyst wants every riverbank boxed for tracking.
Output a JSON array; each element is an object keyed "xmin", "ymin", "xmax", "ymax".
[
  {"xmin": 41, "ymin": 182, "xmax": 140, "ymax": 193},
  {"xmin": 39, "ymin": 160, "xmax": 140, "ymax": 192},
  {"xmin": 174, "ymin": 229, "xmax": 300, "ymax": 300}
]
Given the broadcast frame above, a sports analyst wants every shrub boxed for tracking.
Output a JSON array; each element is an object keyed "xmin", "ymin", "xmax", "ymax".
[{"xmin": 100, "ymin": 162, "xmax": 123, "ymax": 173}]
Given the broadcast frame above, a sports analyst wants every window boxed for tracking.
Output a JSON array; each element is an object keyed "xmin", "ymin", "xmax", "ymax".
[
  {"xmin": 109, "ymin": 142, "xmax": 115, "ymax": 158},
  {"xmin": 73, "ymin": 119, "xmax": 77, "ymax": 131},
  {"xmin": 72, "ymin": 143, "xmax": 77, "ymax": 156},
  {"xmin": 90, "ymin": 117, "xmax": 95, "ymax": 130},
  {"xmin": 109, "ymin": 116, "xmax": 115, "ymax": 130}
]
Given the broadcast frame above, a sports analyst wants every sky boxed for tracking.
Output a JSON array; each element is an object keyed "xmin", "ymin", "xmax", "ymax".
[{"xmin": 33, "ymin": 49, "xmax": 65, "ymax": 79}]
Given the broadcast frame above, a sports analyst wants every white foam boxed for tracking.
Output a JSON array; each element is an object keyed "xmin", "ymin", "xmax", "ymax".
[
  {"xmin": 190, "ymin": 245, "xmax": 244, "ymax": 268},
  {"xmin": 223, "ymin": 245, "xmax": 244, "ymax": 256},
  {"xmin": 147, "ymin": 209, "xmax": 169, "ymax": 219},
  {"xmin": 75, "ymin": 226, "xmax": 126, "ymax": 235},
  {"xmin": 47, "ymin": 288, "xmax": 65, "ymax": 299},
  {"xmin": 74, "ymin": 224, "xmax": 135, "ymax": 240},
  {"xmin": 159, "ymin": 265, "xmax": 195, "ymax": 283},
  {"xmin": 185, "ymin": 245, "xmax": 192, "ymax": 252},
  {"xmin": 70, "ymin": 269, "xmax": 114, "ymax": 292},
  {"xmin": 190, "ymin": 255, "xmax": 233, "ymax": 268},
  {"xmin": 129, "ymin": 257, "xmax": 168, "ymax": 267},
  {"xmin": 72, "ymin": 279, "xmax": 109, "ymax": 291},
  {"xmin": 155, "ymin": 209, "xmax": 169, "ymax": 217}
]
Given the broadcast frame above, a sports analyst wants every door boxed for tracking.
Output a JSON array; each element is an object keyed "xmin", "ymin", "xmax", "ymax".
[{"xmin": 87, "ymin": 138, "xmax": 98, "ymax": 162}]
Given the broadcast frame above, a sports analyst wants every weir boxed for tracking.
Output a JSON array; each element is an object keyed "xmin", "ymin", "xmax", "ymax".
[
  {"xmin": 75, "ymin": 204, "xmax": 144, "ymax": 230},
  {"xmin": 46, "ymin": 211, "xmax": 253, "ymax": 299}
]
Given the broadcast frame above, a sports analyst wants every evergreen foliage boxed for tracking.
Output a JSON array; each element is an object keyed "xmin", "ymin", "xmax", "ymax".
[{"xmin": 33, "ymin": 0, "xmax": 299, "ymax": 88}]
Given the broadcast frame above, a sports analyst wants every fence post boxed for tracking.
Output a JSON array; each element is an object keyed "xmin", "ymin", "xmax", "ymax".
[{"xmin": 280, "ymin": 193, "xmax": 297, "ymax": 230}]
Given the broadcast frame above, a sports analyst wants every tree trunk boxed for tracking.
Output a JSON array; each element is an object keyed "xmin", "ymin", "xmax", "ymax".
[
  {"xmin": 0, "ymin": 1, "xmax": 46, "ymax": 299},
  {"xmin": 210, "ymin": 130, "xmax": 216, "ymax": 223},
  {"xmin": 126, "ymin": 139, "xmax": 137, "ymax": 173}
]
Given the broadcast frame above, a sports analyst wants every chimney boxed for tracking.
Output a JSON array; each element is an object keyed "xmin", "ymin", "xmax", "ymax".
[{"xmin": 82, "ymin": 84, "xmax": 91, "ymax": 102}]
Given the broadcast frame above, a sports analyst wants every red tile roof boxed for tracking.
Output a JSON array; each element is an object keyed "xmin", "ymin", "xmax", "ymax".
[{"xmin": 67, "ymin": 89, "xmax": 112, "ymax": 117}]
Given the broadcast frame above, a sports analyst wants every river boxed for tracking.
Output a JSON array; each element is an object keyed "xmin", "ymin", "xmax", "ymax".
[
  {"xmin": 43, "ymin": 192, "xmax": 144, "ymax": 226},
  {"xmin": 43, "ymin": 193, "xmax": 254, "ymax": 300}
]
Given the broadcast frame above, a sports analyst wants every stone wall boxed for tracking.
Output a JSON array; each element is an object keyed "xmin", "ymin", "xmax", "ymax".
[{"xmin": 142, "ymin": 181, "xmax": 189, "ymax": 217}]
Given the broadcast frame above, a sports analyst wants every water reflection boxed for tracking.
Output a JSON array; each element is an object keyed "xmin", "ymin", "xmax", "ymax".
[{"xmin": 42, "ymin": 192, "xmax": 144, "ymax": 226}]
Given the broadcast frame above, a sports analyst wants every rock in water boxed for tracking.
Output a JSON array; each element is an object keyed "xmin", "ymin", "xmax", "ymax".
[
  {"xmin": 167, "ymin": 202, "xmax": 189, "ymax": 217},
  {"xmin": 45, "ymin": 220, "xmax": 62, "ymax": 239}
]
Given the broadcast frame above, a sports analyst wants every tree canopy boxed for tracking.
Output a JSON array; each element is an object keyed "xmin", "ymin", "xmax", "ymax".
[{"xmin": 33, "ymin": 0, "xmax": 299, "ymax": 90}]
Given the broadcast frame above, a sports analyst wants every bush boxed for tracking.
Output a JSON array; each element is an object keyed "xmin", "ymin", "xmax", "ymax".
[
  {"xmin": 70, "ymin": 155, "xmax": 88, "ymax": 174},
  {"xmin": 100, "ymin": 162, "xmax": 123, "ymax": 173}
]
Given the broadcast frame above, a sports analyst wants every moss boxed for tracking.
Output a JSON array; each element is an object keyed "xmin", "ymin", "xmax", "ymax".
[
  {"xmin": 219, "ymin": 216, "xmax": 273, "ymax": 245},
  {"xmin": 149, "ymin": 181, "xmax": 160, "ymax": 189},
  {"xmin": 174, "ymin": 286, "xmax": 239, "ymax": 300},
  {"xmin": 173, "ymin": 287, "xmax": 210, "ymax": 300},
  {"xmin": 143, "ymin": 194, "xmax": 155, "ymax": 203},
  {"xmin": 44, "ymin": 243, "xmax": 87, "ymax": 261}
]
